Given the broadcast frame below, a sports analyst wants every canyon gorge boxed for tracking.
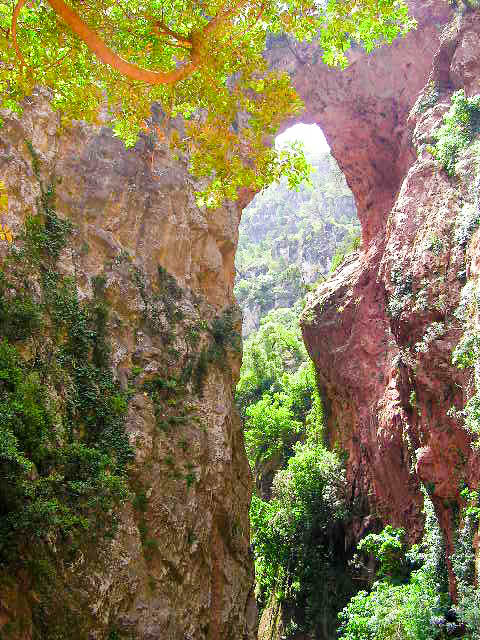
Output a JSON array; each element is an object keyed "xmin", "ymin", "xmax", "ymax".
[{"xmin": 3, "ymin": 0, "xmax": 480, "ymax": 637}]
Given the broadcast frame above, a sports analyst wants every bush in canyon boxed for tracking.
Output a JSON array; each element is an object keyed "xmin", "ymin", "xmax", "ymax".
[
  {"xmin": 242, "ymin": 306, "xmax": 349, "ymax": 633},
  {"xmin": 0, "ymin": 0, "xmax": 414, "ymax": 206},
  {"xmin": 239, "ymin": 305, "xmax": 325, "ymax": 471},
  {"xmin": 243, "ymin": 361, "xmax": 318, "ymax": 468},
  {"xmin": 0, "ymin": 339, "xmax": 129, "ymax": 559},
  {"xmin": 338, "ymin": 496, "xmax": 451, "ymax": 640},
  {"xmin": 356, "ymin": 526, "xmax": 409, "ymax": 582},
  {"xmin": 244, "ymin": 394, "xmax": 302, "ymax": 467},
  {"xmin": 451, "ymin": 489, "xmax": 480, "ymax": 635},
  {"xmin": 250, "ymin": 437, "xmax": 351, "ymax": 633},
  {"xmin": 236, "ymin": 309, "xmax": 308, "ymax": 417}
]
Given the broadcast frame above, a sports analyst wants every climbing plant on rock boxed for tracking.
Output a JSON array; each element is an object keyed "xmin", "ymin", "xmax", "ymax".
[{"xmin": 0, "ymin": 0, "xmax": 414, "ymax": 205}]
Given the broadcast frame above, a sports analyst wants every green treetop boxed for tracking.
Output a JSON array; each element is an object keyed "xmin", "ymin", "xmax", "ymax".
[{"xmin": 0, "ymin": 0, "xmax": 414, "ymax": 205}]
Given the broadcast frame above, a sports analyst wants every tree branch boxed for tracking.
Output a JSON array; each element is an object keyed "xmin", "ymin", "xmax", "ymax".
[
  {"xmin": 153, "ymin": 19, "xmax": 191, "ymax": 46},
  {"xmin": 12, "ymin": 0, "xmax": 198, "ymax": 85},
  {"xmin": 151, "ymin": 23, "xmax": 192, "ymax": 49}
]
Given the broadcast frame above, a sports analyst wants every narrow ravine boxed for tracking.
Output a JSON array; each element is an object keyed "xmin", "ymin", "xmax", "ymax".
[
  {"xmin": 4, "ymin": 2, "xmax": 480, "ymax": 639},
  {"xmin": 234, "ymin": 126, "xmax": 366, "ymax": 638}
]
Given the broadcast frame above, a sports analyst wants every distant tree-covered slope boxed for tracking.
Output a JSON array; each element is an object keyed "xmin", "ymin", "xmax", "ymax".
[{"xmin": 235, "ymin": 149, "xmax": 359, "ymax": 335}]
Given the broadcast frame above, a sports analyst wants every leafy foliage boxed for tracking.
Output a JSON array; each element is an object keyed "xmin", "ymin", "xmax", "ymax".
[
  {"xmin": 387, "ymin": 266, "xmax": 413, "ymax": 318},
  {"xmin": 357, "ymin": 526, "xmax": 408, "ymax": 582},
  {"xmin": 452, "ymin": 314, "xmax": 480, "ymax": 441},
  {"xmin": 452, "ymin": 489, "xmax": 480, "ymax": 635},
  {"xmin": 240, "ymin": 306, "xmax": 355, "ymax": 634},
  {"xmin": 339, "ymin": 496, "xmax": 451, "ymax": 640},
  {"xmin": 431, "ymin": 90, "xmax": 480, "ymax": 177},
  {"xmin": 339, "ymin": 574, "xmax": 447, "ymax": 640},
  {"xmin": 192, "ymin": 306, "xmax": 242, "ymax": 395},
  {"xmin": 0, "ymin": 0, "xmax": 414, "ymax": 205},
  {"xmin": 244, "ymin": 381, "xmax": 303, "ymax": 467},
  {"xmin": 0, "ymin": 328, "xmax": 130, "ymax": 559},
  {"xmin": 0, "ymin": 170, "xmax": 132, "ymax": 564},
  {"xmin": 239, "ymin": 309, "xmax": 321, "ymax": 469},
  {"xmin": 250, "ymin": 439, "xmax": 352, "ymax": 634},
  {"xmin": 236, "ymin": 307, "xmax": 308, "ymax": 418}
]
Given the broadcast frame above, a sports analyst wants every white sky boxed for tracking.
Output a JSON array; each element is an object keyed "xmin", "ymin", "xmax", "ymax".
[{"xmin": 275, "ymin": 123, "xmax": 330, "ymax": 155}]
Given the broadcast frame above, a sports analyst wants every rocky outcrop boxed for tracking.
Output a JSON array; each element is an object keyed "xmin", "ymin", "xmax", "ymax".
[
  {"xmin": 269, "ymin": 0, "xmax": 453, "ymax": 245},
  {"xmin": 300, "ymin": 1, "xmax": 480, "ymax": 597},
  {"xmin": 0, "ymin": 92, "xmax": 255, "ymax": 640}
]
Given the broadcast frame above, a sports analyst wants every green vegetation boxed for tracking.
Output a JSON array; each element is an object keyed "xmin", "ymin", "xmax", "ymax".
[
  {"xmin": 454, "ymin": 202, "xmax": 480, "ymax": 249},
  {"xmin": 250, "ymin": 438, "xmax": 352, "ymax": 635},
  {"xmin": 237, "ymin": 256, "xmax": 465, "ymax": 640},
  {"xmin": 244, "ymin": 363, "xmax": 317, "ymax": 468},
  {"xmin": 339, "ymin": 497, "xmax": 452, "ymax": 640},
  {"xmin": 452, "ymin": 279, "xmax": 480, "ymax": 441},
  {"xmin": 238, "ymin": 308, "xmax": 357, "ymax": 635},
  {"xmin": 0, "ymin": 181, "xmax": 132, "ymax": 564},
  {"xmin": 232, "ymin": 70, "xmax": 480, "ymax": 640},
  {"xmin": 431, "ymin": 90, "xmax": 480, "ymax": 177},
  {"xmin": 356, "ymin": 526, "xmax": 408, "ymax": 581},
  {"xmin": 452, "ymin": 488, "xmax": 480, "ymax": 635},
  {"xmin": 446, "ymin": 167, "xmax": 480, "ymax": 635},
  {"xmin": 235, "ymin": 149, "xmax": 359, "ymax": 331},
  {"xmin": 237, "ymin": 308, "xmax": 308, "ymax": 418},
  {"xmin": 0, "ymin": 145, "xmax": 240, "ymax": 632},
  {"xmin": 0, "ymin": 148, "xmax": 140, "ymax": 640},
  {"xmin": 387, "ymin": 266, "xmax": 413, "ymax": 318},
  {"xmin": 193, "ymin": 306, "xmax": 242, "ymax": 395},
  {"xmin": 0, "ymin": 0, "xmax": 414, "ymax": 206}
]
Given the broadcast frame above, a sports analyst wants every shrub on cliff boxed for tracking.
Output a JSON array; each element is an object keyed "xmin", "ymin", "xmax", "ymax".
[
  {"xmin": 431, "ymin": 90, "xmax": 480, "ymax": 177},
  {"xmin": 0, "ymin": 339, "xmax": 130, "ymax": 560},
  {"xmin": 451, "ymin": 489, "xmax": 480, "ymax": 636},
  {"xmin": 0, "ymin": 171, "xmax": 132, "ymax": 564}
]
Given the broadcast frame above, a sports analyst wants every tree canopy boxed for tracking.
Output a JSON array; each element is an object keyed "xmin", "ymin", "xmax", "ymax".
[{"xmin": 0, "ymin": 0, "xmax": 414, "ymax": 205}]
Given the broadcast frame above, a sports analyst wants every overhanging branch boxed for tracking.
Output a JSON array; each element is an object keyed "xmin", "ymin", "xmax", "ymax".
[{"xmin": 12, "ymin": 0, "xmax": 197, "ymax": 85}]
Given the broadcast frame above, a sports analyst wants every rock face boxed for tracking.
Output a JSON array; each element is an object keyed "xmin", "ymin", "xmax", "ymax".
[
  {"xmin": 300, "ymin": 1, "xmax": 480, "ymax": 597},
  {"xmin": 268, "ymin": 0, "xmax": 453, "ymax": 243},
  {"xmin": 0, "ymin": 93, "xmax": 255, "ymax": 639}
]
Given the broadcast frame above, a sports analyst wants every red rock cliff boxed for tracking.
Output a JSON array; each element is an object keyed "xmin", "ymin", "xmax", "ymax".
[{"xmin": 298, "ymin": 2, "xmax": 480, "ymax": 595}]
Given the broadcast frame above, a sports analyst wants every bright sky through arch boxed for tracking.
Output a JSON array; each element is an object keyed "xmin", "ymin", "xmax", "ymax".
[{"xmin": 275, "ymin": 123, "xmax": 330, "ymax": 156}]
